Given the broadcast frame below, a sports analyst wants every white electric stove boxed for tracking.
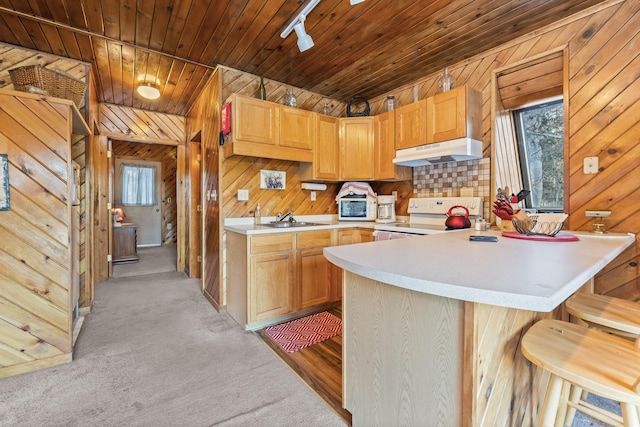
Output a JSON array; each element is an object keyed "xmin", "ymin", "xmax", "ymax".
[{"xmin": 373, "ymin": 197, "xmax": 483, "ymax": 239}]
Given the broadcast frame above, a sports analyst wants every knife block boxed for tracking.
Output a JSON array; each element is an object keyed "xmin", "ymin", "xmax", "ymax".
[{"xmin": 497, "ymin": 218, "xmax": 515, "ymax": 232}]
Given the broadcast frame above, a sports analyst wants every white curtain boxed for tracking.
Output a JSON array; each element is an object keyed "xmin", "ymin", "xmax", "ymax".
[{"xmin": 120, "ymin": 163, "xmax": 157, "ymax": 206}]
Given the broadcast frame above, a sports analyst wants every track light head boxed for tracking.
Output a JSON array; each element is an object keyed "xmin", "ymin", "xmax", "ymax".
[{"xmin": 293, "ymin": 17, "xmax": 314, "ymax": 52}]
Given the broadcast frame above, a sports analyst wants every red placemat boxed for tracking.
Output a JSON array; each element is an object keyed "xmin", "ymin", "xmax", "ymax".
[{"xmin": 501, "ymin": 231, "xmax": 579, "ymax": 242}]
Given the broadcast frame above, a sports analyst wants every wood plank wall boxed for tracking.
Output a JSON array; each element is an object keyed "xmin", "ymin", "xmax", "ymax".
[
  {"xmin": 99, "ymin": 103, "xmax": 185, "ymax": 145},
  {"xmin": 111, "ymin": 141, "xmax": 178, "ymax": 246},
  {"xmin": 366, "ymin": 1, "xmax": 639, "ymax": 302},
  {"xmin": 0, "ymin": 91, "xmax": 75, "ymax": 377},
  {"xmin": 0, "ymin": 42, "xmax": 92, "ymax": 308}
]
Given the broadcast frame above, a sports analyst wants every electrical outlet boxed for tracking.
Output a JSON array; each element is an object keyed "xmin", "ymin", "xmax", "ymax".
[
  {"xmin": 392, "ymin": 191, "xmax": 398, "ymax": 200},
  {"xmin": 237, "ymin": 189, "xmax": 249, "ymax": 201},
  {"xmin": 167, "ymin": 223, "xmax": 172, "ymax": 230},
  {"xmin": 310, "ymin": 191, "xmax": 317, "ymax": 201},
  {"xmin": 583, "ymin": 157, "xmax": 599, "ymax": 174}
]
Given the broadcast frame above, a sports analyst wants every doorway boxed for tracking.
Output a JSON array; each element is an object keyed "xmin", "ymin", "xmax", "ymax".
[
  {"xmin": 109, "ymin": 139, "xmax": 179, "ymax": 278},
  {"xmin": 113, "ymin": 158, "xmax": 163, "ymax": 247}
]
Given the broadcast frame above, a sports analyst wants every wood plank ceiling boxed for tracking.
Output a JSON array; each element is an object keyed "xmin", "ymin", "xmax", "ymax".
[{"xmin": 0, "ymin": 0, "xmax": 607, "ymax": 116}]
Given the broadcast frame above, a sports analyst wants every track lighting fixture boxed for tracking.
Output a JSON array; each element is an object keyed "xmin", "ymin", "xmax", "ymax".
[
  {"xmin": 280, "ymin": 0, "xmax": 321, "ymax": 52},
  {"xmin": 293, "ymin": 16, "xmax": 314, "ymax": 52},
  {"xmin": 281, "ymin": 0, "xmax": 364, "ymax": 52}
]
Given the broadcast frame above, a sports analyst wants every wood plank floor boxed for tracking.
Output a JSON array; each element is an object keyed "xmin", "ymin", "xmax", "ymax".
[{"xmin": 256, "ymin": 304, "xmax": 352, "ymax": 425}]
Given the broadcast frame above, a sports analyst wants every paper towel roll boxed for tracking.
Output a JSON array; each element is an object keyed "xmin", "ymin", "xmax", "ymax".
[{"xmin": 301, "ymin": 183, "xmax": 327, "ymax": 191}]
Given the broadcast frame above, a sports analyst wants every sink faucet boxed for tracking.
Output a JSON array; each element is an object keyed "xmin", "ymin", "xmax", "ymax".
[{"xmin": 276, "ymin": 211, "xmax": 295, "ymax": 222}]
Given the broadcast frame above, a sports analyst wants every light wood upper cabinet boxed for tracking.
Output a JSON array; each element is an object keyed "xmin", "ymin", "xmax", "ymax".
[
  {"xmin": 300, "ymin": 114, "xmax": 340, "ymax": 181},
  {"xmin": 224, "ymin": 94, "xmax": 312, "ymax": 162},
  {"xmin": 280, "ymin": 106, "xmax": 314, "ymax": 150},
  {"xmin": 374, "ymin": 111, "xmax": 412, "ymax": 181},
  {"xmin": 427, "ymin": 85, "xmax": 482, "ymax": 143},
  {"xmin": 233, "ymin": 94, "xmax": 278, "ymax": 145},
  {"xmin": 340, "ymin": 117, "xmax": 374, "ymax": 180},
  {"xmin": 395, "ymin": 99, "xmax": 427, "ymax": 149}
]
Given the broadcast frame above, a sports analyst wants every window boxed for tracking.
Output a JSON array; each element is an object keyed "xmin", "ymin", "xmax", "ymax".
[
  {"xmin": 513, "ymin": 99, "xmax": 564, "ymax": 212},
  {"xmin": 120, "ymin": 163, "xmax": 157, "ymax": 206}
]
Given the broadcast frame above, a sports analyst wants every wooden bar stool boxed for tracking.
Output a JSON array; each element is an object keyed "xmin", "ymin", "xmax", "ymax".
[
  {"xmin": 521, "ymin": 319, "xmax": 640, "ymax": 427},
  {"xmin": 564, "ymin": 293, "xmax": 640, "ymax": 425},
  {"xmin": 566, "ymin": 292, "xmax": 640, "ymax": 343}
]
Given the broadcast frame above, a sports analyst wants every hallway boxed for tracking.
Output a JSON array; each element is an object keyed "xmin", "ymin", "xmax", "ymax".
[
  {"xmin": 0, "ymin": 270, "xmax": 345, "ymax": 426},
  {"xmin": 112, "ymin": 245, "xmax": 177, "ymax": 278}
]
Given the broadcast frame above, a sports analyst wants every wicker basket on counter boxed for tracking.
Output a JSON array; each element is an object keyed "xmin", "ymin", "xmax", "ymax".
[
  {"xmin": 8, "ymin": 65, "xmax": 86, "ymax": 107},
  {"xmin": 512, "ymin": 213, "xmax": 567, "ymax": 237}
]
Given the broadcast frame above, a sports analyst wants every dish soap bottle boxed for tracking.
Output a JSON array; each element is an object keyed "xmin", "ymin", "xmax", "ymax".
[
  {"xmin": 254, "ymin": 203, "xmax": 261, "ymax": 225},
  {"xmin": 257, "ymin": 76, "xmax": 266, "ymax": 100}
]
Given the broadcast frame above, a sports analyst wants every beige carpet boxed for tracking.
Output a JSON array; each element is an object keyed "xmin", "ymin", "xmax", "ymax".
[
  {"xmin": 0, "ymin": 271, "xmax": 346, "ymax": 427},
  {"xmin": 112, "ymin": 245, "xmax": 177, "ymax": 278}
]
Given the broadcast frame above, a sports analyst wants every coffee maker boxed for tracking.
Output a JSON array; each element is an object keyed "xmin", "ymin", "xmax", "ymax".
[{"xmin": 376, "ymin": 195, "xmax": 396, "ymax": 223}]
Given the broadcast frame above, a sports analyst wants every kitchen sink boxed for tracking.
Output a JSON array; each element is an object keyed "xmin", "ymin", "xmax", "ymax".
[{"xmin": 263, "ymin": 221, "xmax": 321, "ymax": 228}]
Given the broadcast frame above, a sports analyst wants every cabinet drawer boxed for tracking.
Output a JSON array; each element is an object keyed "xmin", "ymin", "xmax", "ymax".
[
  {"xmin": 251, "ymin": 233, "xmax": 294, "ymax": 254},
  {"xmin": 297, "ymin": 230, "xmax": 332, "ymax": 249}
]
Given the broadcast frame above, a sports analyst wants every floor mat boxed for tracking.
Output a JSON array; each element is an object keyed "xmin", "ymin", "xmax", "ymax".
[{"xmin": 264, "ymin": 311, "xmax": 342, "ymax": 353}]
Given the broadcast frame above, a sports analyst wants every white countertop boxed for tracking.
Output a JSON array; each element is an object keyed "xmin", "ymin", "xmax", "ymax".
[
  {"xmin": 224, "ymin": 215, "xmax": 380, "ymax": 235},
  {"xmin": 323, "ymin": 229, "xmax": 636, "ymax": 312}
]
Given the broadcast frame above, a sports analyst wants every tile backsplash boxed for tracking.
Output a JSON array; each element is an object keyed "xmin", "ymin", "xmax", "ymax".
[{"xmin": 413, "ymin": 158, "xmax": 491, "ymax": 219}]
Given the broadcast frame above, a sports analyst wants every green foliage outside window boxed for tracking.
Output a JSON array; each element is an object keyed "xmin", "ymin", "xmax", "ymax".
[{"xmin": 513, "ymin": 99, "xmax": 564, "ymax": 212}]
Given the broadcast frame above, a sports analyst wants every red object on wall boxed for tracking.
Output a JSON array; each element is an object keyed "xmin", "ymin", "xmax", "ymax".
[{"xmin": 221, "ymin": 102, "xmax": 231, "ymax": 135}]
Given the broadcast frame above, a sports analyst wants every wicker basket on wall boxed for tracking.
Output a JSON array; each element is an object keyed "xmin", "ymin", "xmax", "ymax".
[{"xmin": 8, "ymin": 65, "xmax": 86, "ymax": 107}]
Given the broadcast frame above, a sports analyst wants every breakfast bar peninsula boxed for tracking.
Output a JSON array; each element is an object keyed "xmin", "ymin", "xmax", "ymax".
[{"xmin": 323, "ymin": 229, "xmax": 635, "ymax": 426}]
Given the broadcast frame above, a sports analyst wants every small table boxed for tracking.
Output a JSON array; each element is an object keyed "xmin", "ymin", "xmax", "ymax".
[{"xmin": 113, "ymin": 223, "xmax": 138, "ymax": 264}]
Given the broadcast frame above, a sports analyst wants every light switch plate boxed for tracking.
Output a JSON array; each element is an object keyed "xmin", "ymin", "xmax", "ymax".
[
  {"xmin": 237, "ymin": 189, "xmax": 249, "ymax": 201},
  {"xmin": 583, "ymin": 157, "xmax": 598, "ymax": 174}
]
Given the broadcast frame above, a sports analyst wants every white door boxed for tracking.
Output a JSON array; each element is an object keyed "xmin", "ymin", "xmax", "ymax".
[{"xmin": 114, "ymin": 159, "xmax": 162, "ymax": 247}]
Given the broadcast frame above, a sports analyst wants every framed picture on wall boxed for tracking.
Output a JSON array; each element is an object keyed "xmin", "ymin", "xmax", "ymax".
[
  {"xmin": 0, "ymin": 154, "xmax": 9, "ymax": 211},
  {"xmin": 260, "ymin": 169, "xmax": 286, "ymax": 190}
]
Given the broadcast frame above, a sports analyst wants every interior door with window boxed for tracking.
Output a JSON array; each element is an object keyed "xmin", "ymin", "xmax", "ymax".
[{"xmin": 114, "ymin": 159, "xmax": 163, "ymax": 247}]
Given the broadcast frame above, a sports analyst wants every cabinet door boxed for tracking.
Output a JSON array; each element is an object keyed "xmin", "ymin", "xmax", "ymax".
[
  {"xmin": 426, "ymin": 87, "xmax": 464, "ymax": 143},
  {"xmin": 234, "ymin": 95, "xmax": 278, "ymax": 145},
  {"xmin": 358, "ymin": 229, "xmax": 374, "ymax": 242},
  {"xmin": 333, "ymin": 228, "xmax": 373, "ymax": 301},
  {"xmin": 314, "ymin": 114, "xmax": 340, "ymax": 180},
  {"xmin": 374, "ymin": 111, "xmax": 412, "ymax": 181},
  {"xmin": 395, "ymin": 100, "xmax": 427, "ymax": 149},
  {"xmin": 249, "ymin": 252, "xmax": 294, "ymax": 322},
  {"xmin": 374, "ymin": 111, "xmax": 395, "ymax": 179},
  {"xmin": 299, "ymin": 248, "xmax": 332, "ymax": 309},
  {"xmin": 426, "ymin": 86, "xmax": 484, "ymax": 143},
  {"xmin": 340, "ymin": 117, "xmax": 374, "ymax": 180},
  {"xmin": 280, "ymin": 106, "xmax": 314, "ymax": 150}
]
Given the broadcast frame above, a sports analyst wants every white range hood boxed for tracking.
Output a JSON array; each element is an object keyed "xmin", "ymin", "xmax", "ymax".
[{"xmin": 393, "ymin": 138, "xmax": 482, "ymax": 167}]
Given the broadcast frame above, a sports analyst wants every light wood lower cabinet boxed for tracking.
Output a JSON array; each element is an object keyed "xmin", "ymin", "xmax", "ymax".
[
  {"xmin": 298, "ymin": 230, "xmax": 333, "ymax": 309},
  {"xmin": 227, "ymin": 229, "xmax": 336, "ymax": 330},
  {"xmin": 331, "ymin": 228, "xmax": 375, "ymax": 301}
]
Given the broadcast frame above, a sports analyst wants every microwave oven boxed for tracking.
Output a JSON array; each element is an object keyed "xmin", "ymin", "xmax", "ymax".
[{"xmin": 338, "ymin": 196, "xmax": 377, "ymax": 221}]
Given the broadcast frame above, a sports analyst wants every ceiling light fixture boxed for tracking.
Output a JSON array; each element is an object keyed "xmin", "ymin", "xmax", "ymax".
[
  {"xmin": 293, "ymin": 16, "xmax": 314, "ymax": 52},
  {"xmin": 137, "ymin": 82, "xmax": 161, "ymax": 100},
  {"xmin": 350, "ymin": 0, "xmax": 366, "ymax": 4},
  {"xmin": 280, "ymin": 0, "xmax": 321, "ymax": 52}
]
